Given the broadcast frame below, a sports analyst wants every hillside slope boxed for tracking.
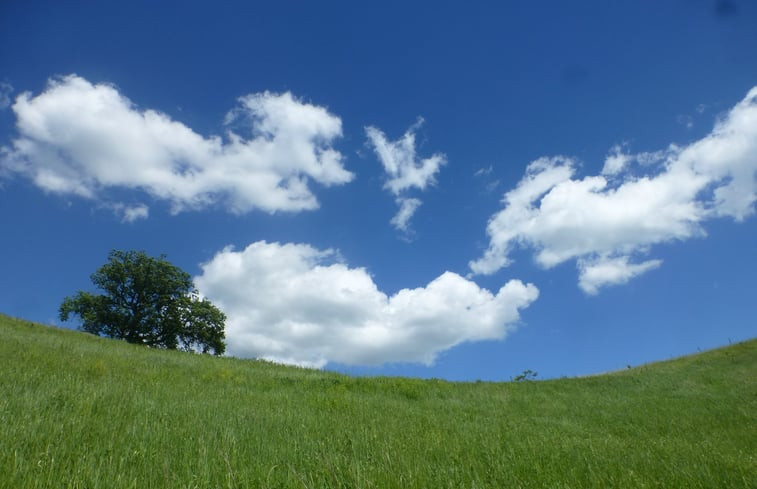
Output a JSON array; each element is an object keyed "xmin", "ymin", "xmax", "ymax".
[{"xmin": 1, "ymin": 314, "xmax": 755, "ymax": 488}]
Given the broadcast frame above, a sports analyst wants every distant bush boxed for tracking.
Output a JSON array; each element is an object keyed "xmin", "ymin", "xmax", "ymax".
[{"xmin": 513, "ymin": 369, "xmax": 538, "ymax": 382}]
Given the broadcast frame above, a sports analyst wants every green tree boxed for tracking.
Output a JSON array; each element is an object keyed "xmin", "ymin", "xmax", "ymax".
[{"xmin": 60, "ymin": 250, "xmax": 226, "ymax": 355}]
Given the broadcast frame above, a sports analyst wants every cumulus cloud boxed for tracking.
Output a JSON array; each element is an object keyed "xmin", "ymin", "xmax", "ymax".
[
  {"xmin": 0, "ymin": 75, "xmax": 352, "ymax": 216},
  {"xmin": 195, "ymin": 241, "xmax": 538, "ymax": 368},
  {"xmin": 471, "ymin": 86, "xmax": 757, "ymax": 293},
  {"xmin": 365, "ymin": 118, "xmax": 446, "ymax": 233}
]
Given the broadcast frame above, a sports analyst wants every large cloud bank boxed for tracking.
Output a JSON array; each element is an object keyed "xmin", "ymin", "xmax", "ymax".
[
  {"xmin": 365, "ymin": 119, "xmax": 446, "ymax": 233},
  {"xmin": 471, "ymin": 86, "xmax": 757, "ymax": 294},
  {"xmin": 0, "ymin": 75, "xmax": 352, "ymax": 219},
  {"xmin": 195, "ymin": 241, "xmax": 538, "ymax": 367}
]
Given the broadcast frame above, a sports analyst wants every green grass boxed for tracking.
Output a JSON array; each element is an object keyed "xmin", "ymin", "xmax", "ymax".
[{"xmin": 1, "ymin": 314, "xmax": 755, "ymax": 488}]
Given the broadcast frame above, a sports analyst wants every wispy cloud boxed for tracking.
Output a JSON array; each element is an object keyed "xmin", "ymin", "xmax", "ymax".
[
  {"xmin": 107, "ymin": 203, "xmax": 150, "ymax": 223},
  {"xmin": 471, "ymin": 86, "xmax": 757, "ymax": 293},
  {"xmin": 365, "ymin": 118, "xmax": 446, "ymax": 235},
  {"xmin": 474, "ymin": 165, "xmax": 500, "ymax": 193},
  {"xmin": 0, "ymin": 82, "xmax": 12, "ymax": 110},
  {"xmin": 474, "ymin": 165, "xmax": 493, "ymax": 177},
  {"xmin": 390, "ymin": 197, "xmax": 422, "ymax": 233},
  {"xmin": 0, "ymin": 75, "xmax": 353, "ymax": 217},
  {"xmin": 196, "ymin": 240, "xmax": 538, "ymax": 367},
  {"xmin": 676, "ymin": 114, "xmax": 694, "ymax": 129}
]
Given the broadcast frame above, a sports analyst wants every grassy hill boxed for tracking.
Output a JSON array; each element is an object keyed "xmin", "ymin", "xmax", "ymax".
[{"xmin": 1, "ymin": 314, "xmax": 755, "ymax": 488}]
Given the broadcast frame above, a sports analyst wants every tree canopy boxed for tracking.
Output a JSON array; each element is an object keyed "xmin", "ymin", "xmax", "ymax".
[{"xmin": 60, "ymin": 250, "xmax": 226, "ymax": 355}]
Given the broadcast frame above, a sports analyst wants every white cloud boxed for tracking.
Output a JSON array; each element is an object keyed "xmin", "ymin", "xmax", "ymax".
[
  {"xmin": 365, "ymin": 119, "xmax": 446, "ymax": 195},
  {"xmin": 602, "ymin": 144, "xmax": 632, "ymax": 175},
  {"xmin": 118, "ymin": 203, "xmax": 149, "ymax": 223},
  {"xmin": 390, "ymin": 197, "xmax": 422, "ymax": 232},
  {"xmin": 365, "ymin": 119, "xmax": 446, "ymax": 232},
  {"xmin": 195, "ymin": 241, "xmax": 538, "ymax": 368},
  {"xmin": 578, "ymin": 256, "xmax": 663, "ymax": 295},
  {"xmin": 471, "ymin": 85, "xmax": 757, "ymax": 293},
  {"xmin": 0, "ymin": 75, "xmax": 353, "ymax": 215}
]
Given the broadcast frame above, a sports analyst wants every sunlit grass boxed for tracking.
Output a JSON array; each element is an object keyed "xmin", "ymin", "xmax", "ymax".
[{"xmin": 1, "ymin": 313, "xmax": 755, "ymax": 488}]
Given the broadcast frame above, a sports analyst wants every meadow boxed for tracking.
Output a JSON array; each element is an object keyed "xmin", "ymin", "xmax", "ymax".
[{"xmin": 1, "ymin": 313, "xmax": 755, "ymax": 488}]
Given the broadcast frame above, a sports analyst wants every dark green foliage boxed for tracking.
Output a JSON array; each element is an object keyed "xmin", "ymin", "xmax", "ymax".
[{"xmin": 60, "ymin": 250, "xmax": 225, "ymax": 354}]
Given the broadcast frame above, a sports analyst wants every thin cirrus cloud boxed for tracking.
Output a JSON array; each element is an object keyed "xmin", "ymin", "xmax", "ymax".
[
  {"xmin": 0, "ymin": 82, "xmax": 13, "ymax": 110},
  {"xmin": 0, "ymin": 75, "xmax": 353, "ymax": 219},
  {"xmin": 471, "ymin": 85, "xmax": 757, "ymax": 294},
  {"xmin": 195, "ymin": 240, "xmax": 539, "ymax": 368},
  {"xmin": 365, "ymin": 118, "xmax": 446, "ymax": 234}
]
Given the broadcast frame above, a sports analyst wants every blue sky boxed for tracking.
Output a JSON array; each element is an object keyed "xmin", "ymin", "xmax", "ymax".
[{"xmin": 1, "ymin": 0, "xmax": 755, "ymax": 381}]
